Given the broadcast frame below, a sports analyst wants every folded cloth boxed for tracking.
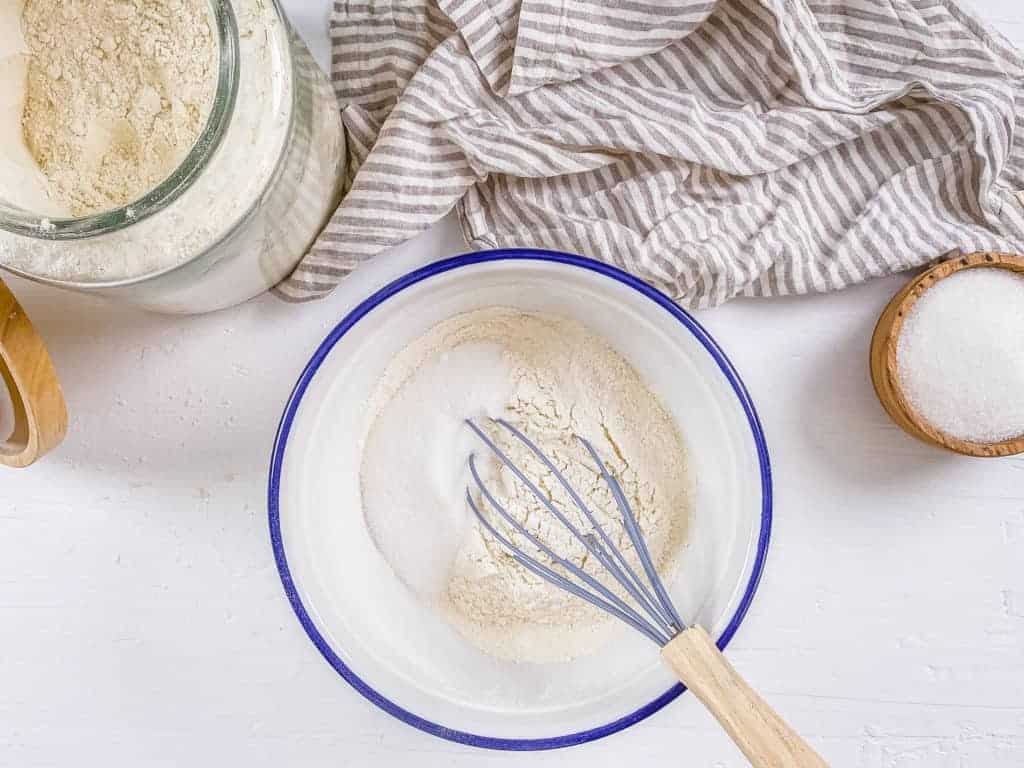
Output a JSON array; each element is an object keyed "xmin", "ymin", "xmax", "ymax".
[{"xmin": 275, "ymin": 0, "xmax": 1024, "ymax": 308}]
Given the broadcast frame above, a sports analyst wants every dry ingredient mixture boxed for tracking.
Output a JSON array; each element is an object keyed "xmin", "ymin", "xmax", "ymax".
[
  {"xmin": 360, "ymin": 309, "xmax": 692, "ymax": 664},
  {"xmin": 897, "ymin": 268, "xmax": 1024, "ymax": 443},
  {"xmin": 20, "ymin": 0, "xmax": 216, "ymax": 217}
]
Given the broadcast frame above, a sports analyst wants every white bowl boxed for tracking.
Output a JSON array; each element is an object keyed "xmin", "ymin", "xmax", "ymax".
[{"xmin": 269, "ymin": 249, "xmax": 771, "ymax": 750}]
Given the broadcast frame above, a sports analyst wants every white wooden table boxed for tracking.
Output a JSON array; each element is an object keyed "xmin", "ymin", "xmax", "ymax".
[{"xmin": 2, "ymin": 2, "xmax": 1023, "ymax": 765}]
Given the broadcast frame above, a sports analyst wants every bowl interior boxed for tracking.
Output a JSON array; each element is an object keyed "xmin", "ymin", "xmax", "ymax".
[{"xmin": 272, "ymin": 254, "xmax": 769, "ymax": 746}]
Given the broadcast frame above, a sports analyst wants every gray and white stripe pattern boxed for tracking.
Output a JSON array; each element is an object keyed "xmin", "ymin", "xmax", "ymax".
[{"xmin": 276, "ymin": 0, "xmax": 1024, "ymax": 307}]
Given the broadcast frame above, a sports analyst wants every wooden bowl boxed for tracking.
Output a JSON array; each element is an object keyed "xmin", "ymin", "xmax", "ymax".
[
  {"xmin": 0, "ymin": 278, "xmax": 67, "ymax": 468},
  {"xmin": 870, "ymin": 252, "xmax": 1024, "ymax": 458}
]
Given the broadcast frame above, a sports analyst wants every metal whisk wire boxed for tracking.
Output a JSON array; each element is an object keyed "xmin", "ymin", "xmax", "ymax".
[
  {"xmin": 464, "ymin": 419, "xmax": 828, "ymax": 766},
  {"xmin": 464, "ymin": 418, "xmax": 686, "ymax": 647}
]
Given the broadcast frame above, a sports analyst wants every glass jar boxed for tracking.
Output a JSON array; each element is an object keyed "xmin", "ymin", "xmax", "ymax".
[{"xmin": 0, "ymin": 0, "xmax": 346, "ymax": 314}]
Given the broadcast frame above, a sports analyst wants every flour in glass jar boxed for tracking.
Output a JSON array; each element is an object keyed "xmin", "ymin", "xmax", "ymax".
[
  {"xmin": 19, "ymin": 0, "xmax": 217, "ymax": 217},
  {"xmin": 0, "ymin": 0, "xmax": 345, "ymax": 290}
]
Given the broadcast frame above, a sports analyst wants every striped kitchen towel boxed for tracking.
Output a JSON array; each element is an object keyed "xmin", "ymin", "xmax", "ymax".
[{"xmin": 276, "ymin": 0, "xmax": 1024, "ymax": 308}]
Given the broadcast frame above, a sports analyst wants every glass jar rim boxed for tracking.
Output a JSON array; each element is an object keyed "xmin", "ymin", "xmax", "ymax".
[{"xmin": 0, "ymin": 0, "xmax": 240, "ymax": 242}]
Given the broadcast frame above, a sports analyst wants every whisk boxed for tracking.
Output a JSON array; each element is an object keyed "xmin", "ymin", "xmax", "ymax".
[{"xmin": 466, "ymin": 419, "xmax": 827, "ymax": 768}]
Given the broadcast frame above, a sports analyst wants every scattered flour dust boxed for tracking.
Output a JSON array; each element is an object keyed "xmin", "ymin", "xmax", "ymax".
[
  {"xmin": 360, "ymin": 309, "xmax": 693, "ymax": 664},
  {"xmin": 20, "ymin": 0, "xmax": 216, "ymax": 216}
]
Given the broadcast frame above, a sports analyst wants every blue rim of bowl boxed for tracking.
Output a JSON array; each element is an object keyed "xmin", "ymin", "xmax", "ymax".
[{"xmin": 268, "ymin": 248, "xmax": 772, "ymax": 751}]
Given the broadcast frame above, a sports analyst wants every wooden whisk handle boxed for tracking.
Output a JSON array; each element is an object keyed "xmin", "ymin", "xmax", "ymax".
[
  {"xmin": 662, "ymin": 626, "xmax": 828, "ymax": 767},
  {"xmin": 0, "ymin": 277, "xmax": 67, "ymax": 468}
]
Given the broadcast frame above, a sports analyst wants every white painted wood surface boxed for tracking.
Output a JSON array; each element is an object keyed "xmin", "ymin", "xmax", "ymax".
[{"xmin": 2, "ymin": 1, "xmax": 1023, "ymax": 765}]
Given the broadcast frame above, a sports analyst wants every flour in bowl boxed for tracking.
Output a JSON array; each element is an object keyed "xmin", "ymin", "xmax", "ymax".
[{"xmin": 360, "ymin": 309, "xmax": 692, "ymax": 664}]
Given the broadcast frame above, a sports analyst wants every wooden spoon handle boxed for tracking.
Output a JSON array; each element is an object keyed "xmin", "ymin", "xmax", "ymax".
[
  {"xmin": 0, "ymin": 277, "xmax": 67, "ymax": 468},
  {"xmin": 662, "ymin": 626, "xmax": 828, "ymax": 767}
]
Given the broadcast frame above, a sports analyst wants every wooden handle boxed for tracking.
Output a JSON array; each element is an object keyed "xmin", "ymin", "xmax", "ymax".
[
  {"xmin": 0, "ymin": 277, "xmax": 67, "ymax": 468},
  {"xmin": 662, "ymin": 626, "xmax": 828, "ymax": 767}
]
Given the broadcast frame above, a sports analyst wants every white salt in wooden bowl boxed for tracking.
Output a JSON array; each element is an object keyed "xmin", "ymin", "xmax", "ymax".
[
  {"xmin": 870, "ymin": 252, "xmax": 1024, "ymax": 458},
  {"xmin": 268, "ymin": 249, "xmax": 772, "ymax": 749}
]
